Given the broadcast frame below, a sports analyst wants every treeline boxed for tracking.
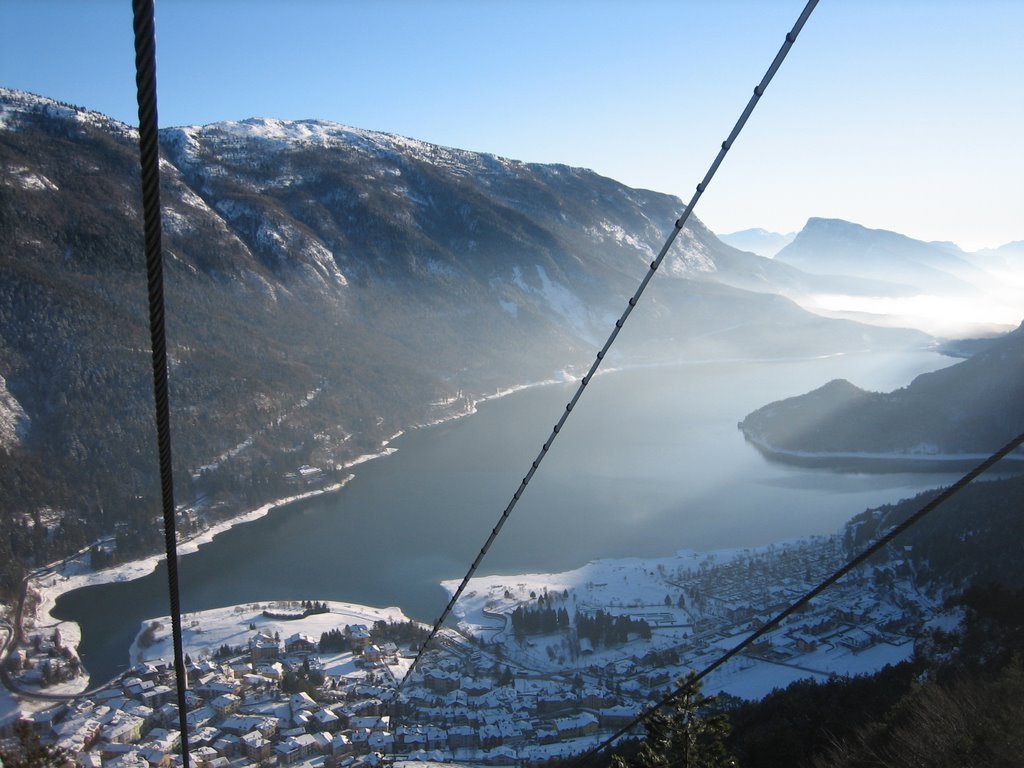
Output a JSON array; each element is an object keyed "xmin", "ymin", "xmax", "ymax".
[
  {"xmin": 370, "ymin": 619, "xmax": 430, "ymax": 648},
  {"xmin": 843, "ymin": 473, "xmax": 1024, "ymax": 588},
  {"xmin": 318, "ymin": 629, "xmax": 348, "ymax": 653},
  {"xmin": 318, "ymin": 619, "xmax": 429, "ymax": 653},
  {"xmin": 509, "ymin": 603, "xmax": 653, "ymax": 646},
  {"xmin": 511, "ymin": 605, "xmax": 570, "ymax": 636},
  {"xmin": 261, "ymin": 600, "xmax": 329, "ymax": 621},
  {"xmin": 577, "ymin": 609, "xmax": 651, "ymax": 646}
]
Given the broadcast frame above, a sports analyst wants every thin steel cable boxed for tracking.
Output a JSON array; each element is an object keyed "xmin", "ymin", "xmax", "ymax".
[
  {"xmin": 132, "ymin": 1, "xmax": 191, "ymax": 765},
  {"xmin": 575, "ymin": 428, "xmax": 1024, "ymax": 764},
  {"xmin": 393, "ymin": 0, "xmax": 821, "ymax": 701}
]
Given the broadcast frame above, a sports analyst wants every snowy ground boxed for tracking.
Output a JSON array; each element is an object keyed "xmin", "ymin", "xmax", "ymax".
[
  {"xmin": 703, "ymin": 640, "xmax": 914, "ymax": 700},
  {"xmin": 16, "ymin": 480, "xmax": 367, "ymax": 697},
  {"xmin": 443, "ymin": 541, "xmax": 921, "ymax": 701},
  {"xmin": 17, "ymin": 373, "xmax": 581, "ymax": 668},
  {"xmin": 130, "ymin": 600, "xmax": 413, "ymax": 676}
]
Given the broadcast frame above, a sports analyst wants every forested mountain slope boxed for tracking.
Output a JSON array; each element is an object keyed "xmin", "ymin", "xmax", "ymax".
[
  {"xmin": 739, "ymin": 322, "xmax": 1024, "ymax": 463},
  {"xmin": 0, "ymin": 87, "xmax": 923, "ymax": 593}
]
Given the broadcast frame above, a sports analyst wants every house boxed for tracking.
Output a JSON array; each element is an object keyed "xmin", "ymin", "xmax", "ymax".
[
  {"xmin": 481, "ymin": 745, "xmax": 519, "ymax": 765},
  {"xmin": 249, "ymin": 631, "xmax": 281, "ymax": 662},
  {"xmin": 839, "ymin": 628, "xmax": 876, "ymax": 652},
  {"xmin": 240, "ymin": 730, "xmax": 272, "ymax": 762},
  {"xmin": 275, "ymin": 735, "xmax": 315, "ymax": 765},
  {"xmin": 255, "ymin": 661, "xmax": 285, "ymax": 680},
  {"xmin": 212, "ymin": 735, "xmax": 240, "ymax": 757},
  {"xmin": 211, "ymin": 694, "xmax": 241, "ymax": 717},
  {"xmin": 330, "ymin": 733, "xmax": 353, "ymax": 756},
  {"xmin": 347, "ymin": 625, "xmax": 372, "ymax": 651},
  {"xmin": 554, "ymin": 712, "xmax": 599, "ymax": 739},
  {"xmin": 290, "ymin": 692, "xmax": 317, "ymax": 713},
  {"xmin": 104, "ymin": 712, "xmax": 147, "ymax": 744},
  {"xmin": 312, "ymin": 707, "xmax": 340, "ymax": 732},
  {"xmin": 142, "ymin": 727, "xmax": 182, "ymax": 755},
  {"xmin": 141, "ymin": 684, "xmax": 174, "ymax": 709},
  {"xmin": 189, "ymin": 746, "xmax": 219, "ymax": 766},
  {"xmin": 53, "ymin": 714, "xmax": 102, "ymax": 754},
  {"xmin": 579, "ymin": 687, "xmax": 615, "ymax": 710},
  {"xmin": 185, "ymin": 707, "xmax": 214, "ymax": 731},
  {"xmin": 286, "ymin": 633, "xmax": 318, "ymax": 654},
  {"xmin": 461, "ymin": 677, "xmax": 491, "ymax": 697},
  {"xmin": 790, "ymin": 632, "xmax": 818, "ymax": 653},
  {"xmin": 367, "ymin": 730, "xmax": 393, "ymax": 753},
  {"xmin": 424, "ymin": 669, "xmax": 460, "ymax": 693},
  {"xmin": 103, "ymin": 747, "xmax": 150, "ymax": 768},
  {"xmin": 220, "ymin": 714, "xmax": 278, "ymax": 738}
]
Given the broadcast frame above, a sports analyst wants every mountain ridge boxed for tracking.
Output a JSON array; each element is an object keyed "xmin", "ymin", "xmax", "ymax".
[
  {"xmin": 775, "ymin": 217, "xmax": 989, "ymax": 296},
  {"xmin": 739, "ymin": 321, "xmax": 1024, "ymax": 464},
  {"xmin": 0, "ymin": 86, "xmax": 927, "ymax": 594}
]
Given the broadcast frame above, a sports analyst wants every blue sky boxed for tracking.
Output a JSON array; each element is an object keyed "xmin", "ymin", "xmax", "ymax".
[{"xmin": 3, "ymin": 0, "xmax": 1021, "ymax": 250}]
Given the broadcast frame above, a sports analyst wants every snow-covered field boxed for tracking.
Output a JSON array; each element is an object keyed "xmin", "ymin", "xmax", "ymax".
[{"xmin": 129, "ymin": 600, "xmax": 411, "ymax": 676}]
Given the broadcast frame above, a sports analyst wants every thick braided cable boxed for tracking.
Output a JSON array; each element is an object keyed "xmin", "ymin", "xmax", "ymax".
[
  {"xmin": 577, "ymin": 427, "xmax": 1024, "ymax": 763},
  {"xmin": 396, "ymin": 0, "xmax": 821, "ymax": 692},
  {"xmin": 132, "ymin": 2, "xmax": 191, "ymax": 765}
]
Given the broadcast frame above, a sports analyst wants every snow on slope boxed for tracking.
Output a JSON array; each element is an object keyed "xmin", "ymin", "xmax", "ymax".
[
  {"xmin": 0, "ymin": 87, "xmax": 136, "ymax": 140},
  {"xmin": 0, "ymin": 373, "xmax": 30, "ymax": 447}
]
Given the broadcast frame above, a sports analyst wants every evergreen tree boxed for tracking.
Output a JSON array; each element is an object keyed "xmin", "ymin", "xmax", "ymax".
[
  {"xmin": 0, "ymin": 722, "xmax": 73, "ymax": 768},
  {"xmin": 614, "ymin": 674, "xmax": 736, "ymax": 768}
]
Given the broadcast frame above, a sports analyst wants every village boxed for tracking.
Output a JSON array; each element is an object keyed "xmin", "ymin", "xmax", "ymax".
[{"xmin": 1, "ymin": 534, "xmax": 938, "ymax": 767}]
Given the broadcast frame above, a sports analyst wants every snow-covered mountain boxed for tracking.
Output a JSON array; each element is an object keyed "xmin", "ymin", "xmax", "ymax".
[
  {"xmin": 0, "ymin": 87, "xmax": 925, "ymax": 564},
  {"xmin": 717, "ymin": 227, "xmax": 795, "ymax": 257}
]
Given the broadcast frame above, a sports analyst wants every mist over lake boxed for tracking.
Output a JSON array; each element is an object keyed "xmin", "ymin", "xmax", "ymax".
[{"xmin": 55, "ymin": 348, "xmax": 967, "ymax": 685}]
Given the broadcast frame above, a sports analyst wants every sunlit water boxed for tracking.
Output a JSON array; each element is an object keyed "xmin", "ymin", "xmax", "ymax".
[{"xmin": 56, "ymin": 349, "xmax": 968, "ymax": 684}]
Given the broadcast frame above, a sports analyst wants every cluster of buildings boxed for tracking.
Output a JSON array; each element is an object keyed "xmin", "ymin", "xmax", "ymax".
[
  {"xmin": 2, "ymin": 535, "xmax": 931, "ymax": 767},
  {"xmin": 665, "ymin": 537, "xmax": 922, "ymax": 664},
  {"xmin": 3, "ymin": 621, "xmax": 646, "ymax": 767},
  {"xmin": 6, "ymin": 627, "xmax": 82, "ymax": 690}
]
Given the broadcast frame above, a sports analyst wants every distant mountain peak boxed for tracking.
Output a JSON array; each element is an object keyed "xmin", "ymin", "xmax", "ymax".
[
  {"xmin": 716, "ymin": 227, "xmax": 795, "ymax": 258},
  {"xmin": 776, "ymin": 216, "xmax": 983, "ymax": 296}
]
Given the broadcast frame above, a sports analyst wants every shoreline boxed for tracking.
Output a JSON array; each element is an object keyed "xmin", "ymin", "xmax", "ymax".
[
  {"xmin": 10, "ymin": 344, "xmax": 948, "ymax": 697},
  {"xmin": 742, "ymin": 432, "xmax": 1024, "ymax": 472},
  {"xmin": 12, "ymin": 371, "xmax": 580, "ymax": 695}
]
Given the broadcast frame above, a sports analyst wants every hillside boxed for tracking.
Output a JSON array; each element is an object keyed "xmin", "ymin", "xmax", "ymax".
[
  {"xmin": 739, "ymin": 322, "xmax": 1024, "ymax": 465},
  {"xmin": 0, "ymin": 87, "xmax": 926, "ymax": 594}
]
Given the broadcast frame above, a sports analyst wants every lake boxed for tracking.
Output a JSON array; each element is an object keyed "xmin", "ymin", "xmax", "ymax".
[{"xmin": 55, "ymin": 348, "xmax": 966, "ymax": 685}]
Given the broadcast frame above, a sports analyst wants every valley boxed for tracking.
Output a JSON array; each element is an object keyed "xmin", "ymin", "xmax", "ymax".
[{"xmin": 2, "ymin": 83, "xmax": 1023, "ymax": 767}]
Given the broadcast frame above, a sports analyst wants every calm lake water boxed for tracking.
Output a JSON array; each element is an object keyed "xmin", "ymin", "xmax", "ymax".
[{"xmin": 56, "ymin": 349, "xmax": 966, "ymax": 684}]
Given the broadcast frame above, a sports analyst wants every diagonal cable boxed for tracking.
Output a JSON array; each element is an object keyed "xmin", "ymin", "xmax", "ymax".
[
  {"xmin": 132, "ymin": 1, "xmax": 191, "ymax": 765},
  {"xmin": 395, "ymin": 0, "xmax": 821, "ymax": 696},
  {"xmin": 575, "ymin": 427, "xmax": 1024, "ymax": 764}
]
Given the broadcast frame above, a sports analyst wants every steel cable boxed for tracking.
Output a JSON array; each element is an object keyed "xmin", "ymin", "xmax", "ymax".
[
  {"xmin": 392, "ymin": 0, "xmax": 820, "ymax": 708},
  {"xmin": 575, "ymin": 428, "xmax": 1024, "ymax": 764},
  {"xmin": 131, "ymin": 1, "xmax": 191, "ymax": 765}
]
